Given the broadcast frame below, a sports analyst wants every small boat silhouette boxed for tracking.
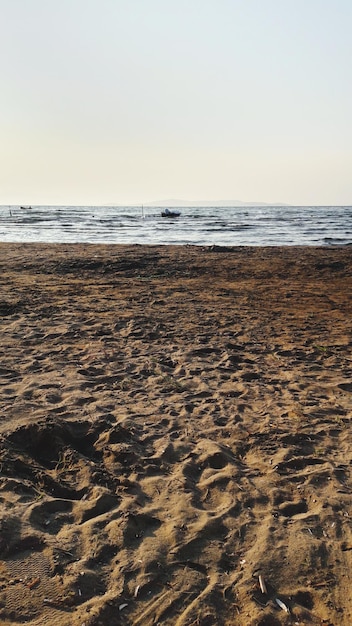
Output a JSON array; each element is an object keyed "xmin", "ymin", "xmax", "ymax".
[{"xmin": 161, "ymin": 208, "xmax": 181, "ymax": 218}]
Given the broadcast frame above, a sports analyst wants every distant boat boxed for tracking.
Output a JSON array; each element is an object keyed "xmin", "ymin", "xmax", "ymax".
[
  {"xmin": 161, "ymin": 208, "xmax": 181, "ymax": 218},
  {"xmin": 20, "ymin": 205, "xmax": 32, "ymax": 209}
]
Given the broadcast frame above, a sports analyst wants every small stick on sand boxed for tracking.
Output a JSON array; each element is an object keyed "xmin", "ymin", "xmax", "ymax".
[{"xmin": 258, "ymin": 575, "xmax": 267, "ymax": 594}]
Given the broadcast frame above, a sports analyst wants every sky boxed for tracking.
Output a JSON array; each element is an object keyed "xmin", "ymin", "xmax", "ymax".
[{"xmin": 0, "ymin": 0, "xmax": 351, "ymax": 206}]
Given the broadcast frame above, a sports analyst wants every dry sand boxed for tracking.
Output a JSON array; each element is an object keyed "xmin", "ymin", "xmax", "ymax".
[{"xmin": 0, "ymin": 243, "xmax": 351, "ymax": 626}]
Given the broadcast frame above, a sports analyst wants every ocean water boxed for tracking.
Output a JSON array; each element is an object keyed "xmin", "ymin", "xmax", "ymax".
[{"xmin": 0, "ymin": 205, "xmax": 351, "ymax": 246}]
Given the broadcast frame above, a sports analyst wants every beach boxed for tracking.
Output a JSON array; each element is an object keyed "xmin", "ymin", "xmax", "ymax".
[{"xmin": 0, "ymin": 243, "xmax": 351, "ymax": 626}]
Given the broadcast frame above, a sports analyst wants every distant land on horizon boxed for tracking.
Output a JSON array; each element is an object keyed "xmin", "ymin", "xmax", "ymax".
[{"xmin": 142, "ymin": 199, "xmax": 288, "ymax": 207}]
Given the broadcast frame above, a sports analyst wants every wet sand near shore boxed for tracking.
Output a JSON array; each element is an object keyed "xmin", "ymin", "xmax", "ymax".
[{"xmin": 0, "ymin": 243, "xmax": 351, "ymax": 626}]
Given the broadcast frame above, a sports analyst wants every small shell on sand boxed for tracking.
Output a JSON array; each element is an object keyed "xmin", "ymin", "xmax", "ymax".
[{"xmin": 275, "ymin": 597, "xmax": 289, "ymax": 612}]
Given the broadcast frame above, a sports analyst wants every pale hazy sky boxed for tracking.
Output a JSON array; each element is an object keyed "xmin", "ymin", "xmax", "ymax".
[{"xmin": 0, "ymin": 0, "xmax": 351, "ymax": 205}]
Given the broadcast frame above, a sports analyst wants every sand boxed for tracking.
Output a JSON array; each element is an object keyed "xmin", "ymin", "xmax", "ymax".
[{"xmin": 0, "ymin": 243, "xmax": 351, "ymax": 626}]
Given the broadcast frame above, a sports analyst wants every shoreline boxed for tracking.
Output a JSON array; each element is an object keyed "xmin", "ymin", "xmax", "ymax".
[{"xmin": 0, "ymin": 244, "xmax": 351, "ymax": 625}]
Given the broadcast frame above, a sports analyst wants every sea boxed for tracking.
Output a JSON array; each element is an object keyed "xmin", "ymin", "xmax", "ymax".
[{"xmin": 0, "ymin": 205, "xmax": 351, "ymax": 246}]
